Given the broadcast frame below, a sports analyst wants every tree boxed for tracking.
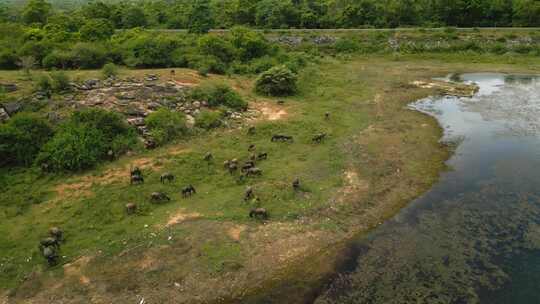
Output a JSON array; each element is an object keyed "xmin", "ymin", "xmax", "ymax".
[
  {"xmin": 513, "ymin": 0, "xmax": 540, "ymax": 26},
  {"xmin": 188, "ymin": 0, "xmax": 214, "ymax": 34},
  {"xmin": 22, "ymin": 0, "xmax": 52, "ymax": 25},
  {"xmin": 0, "ymin": 113, "xmax": 53, "ymax": 167},
  {"xmin": 80, "ymin": 18, "xmax": 114, "ymax": 41},
  {"xmin": 122, "ymin": 6, "xmax": 147, "ymax": 28},
  {"xmin": 17, "ymin": 56, "xmax": 36, "ymax": 77}
]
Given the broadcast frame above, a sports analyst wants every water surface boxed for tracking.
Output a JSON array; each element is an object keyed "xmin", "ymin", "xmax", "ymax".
[{"xmin": 315, "ymin": 73, "xmax": 540, "ymax": 304}]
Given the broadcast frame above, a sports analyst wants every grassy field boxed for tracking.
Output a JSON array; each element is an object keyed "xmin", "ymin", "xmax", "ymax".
[{"xmin": 1, "ymin": 53, "xmax": 540, "ymax": 303}]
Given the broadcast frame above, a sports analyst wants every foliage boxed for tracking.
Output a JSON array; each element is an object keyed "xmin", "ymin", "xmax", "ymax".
[
  {"xmin": 190, "ymin": 82, "xmax": 248, "ymax": 111},
  {"xmin": 36, "ymin": 108, "xmax": 137, "ymax": 172},
  {"xmin": 35, "ymin": 73, "xmax": 52, "ymax": 93},
  {"xmin": 145, "ymin": 108, "xmax": 188, "ymax": 146},
  {"xmin": 50, "ymin": 70, "xmax": 70, "ymax": 92},
  {"xmin": 187, "ymin": 0, "xmax": 213, "ymax": 34},
  {"xmin": 80, "ymin": 18, "xmax": 114, "ymax": 41},
  {"xmin": 101, "ymin": 62, "xmax": 118, "ymax": 78},
  {"xmin": 22, "ymin": 0, "xmax": 51, "ymax": 25},
  {"xmin": 255, "ymin": 65, "xmax": 297, "ymax": 96},
  {"xmin": 0, "ymin": 113, "xmax": 53, "ymax": 167},
  {"xmin": 195, "ymin": 110, "xmax": 223, "ymax": 130}
]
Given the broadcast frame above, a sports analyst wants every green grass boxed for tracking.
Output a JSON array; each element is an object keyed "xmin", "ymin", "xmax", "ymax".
[{"xmin": 1, "ymin": 52, "xmax": 540, "ymax": 301}]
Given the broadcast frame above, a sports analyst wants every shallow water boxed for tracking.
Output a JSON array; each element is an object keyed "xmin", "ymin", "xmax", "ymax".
[{"xmin": 314, "ymin": 73, "xmax": 540, "ymax": 304}]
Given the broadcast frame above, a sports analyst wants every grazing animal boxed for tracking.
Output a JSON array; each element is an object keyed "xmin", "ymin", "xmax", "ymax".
[
  {"xmin": 131, "ymin": 167, "xmax": 142, "ymax": 177},
  {"xmin": 325, "ymin": 112, "xmax": 330, "ymax": 120},
  {"xmin": 244, "ymin": 186, "xmax": 254, "ymax": 201},
  {"xmin": 247, "ymin": 126, "xmax": 256, "ymax": 135},
  {"xmin": 250, "ymin": 153, "xmax": 257, "ymax": 161},
  {"xmin": 145, "ymin": 139, "xmax": 157, "ymax": 149},
  {"xmin": 246, "ymin": 167, "xmax": 262, "ymax": 177},
  {"xmin": 49, "ymin": 227, "xmax": 63, "ymax": 242},
  {"xmin": 160, "ymin": 172, "xmax": 175, "ymax": 183},
  {"xmin": 257, "ymin": 152, "xmax": 268, "ymax": 161},
  {"xmin": 151, "ymin": 192, "xmax": 170, "ymax": 203},
  {"xmin": 249, "ymin": 208, "xmax": 268, "ymax": 220},
  {"xmin": 182, "ymin": 185, "xmax": 197, "ymax": 197},
  {"xmin": 204, "ymin": 152, "xmax": 214, "ymax": 161},
  {"xmin": 125, "ymin": 203, "xmax": 137, "ymax": 214},
  {"xmin": 228, "ymin": 162, "xmax": 238, "ymax": 174},
  {"xmin": 271, "ymin": 134, "xmax": 294, "ymax": 142},
  {"xmin": 241, "ymin": 161, "xmax": 256, "ymax": 173},
  {"xmin": 170, "ymin": 70, "xmax": 175, "ymax": 76},
  {"xmin": 293, "ymin": 178, "xmax": 301, "ymax": 191},
  {"xmin": 42, "ymin": 246, "xmax": 58, "ymax": 266},
  {"xmin": 39, "ymin": 237, "xmax": 59, "ymax": 250},
  {"xmin": 131, "ymin": 174, "xmax": 144, "ymax": 185},
  {"xmin": 223, "ymin": 160, "xmax": 231, "ymax": 168},
  {"xmin": 248, "ymin": 144, "xmax": 256, "ymax": 152},
  {"xmin": 312, "ymin": 133, "xmax": 327, "ymax": 143}
]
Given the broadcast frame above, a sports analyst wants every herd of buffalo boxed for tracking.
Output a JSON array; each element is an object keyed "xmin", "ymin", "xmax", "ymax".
[{"xmin": 39, "ymin": 124, "xmax": 329, "ymax": 265}]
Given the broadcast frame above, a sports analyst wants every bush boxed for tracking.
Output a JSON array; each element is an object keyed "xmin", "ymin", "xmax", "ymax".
[
  {"xmin": 50, "ymin": 71, "xmax": 70, "ymax": 92},
  {"xmin": 198, "ymin": 35, "xmax": 236, "ymax": 64},
  {"xmin": 70, "ymin": 42, "xmax": 108, "ymax": 69},
  {"xmin": 195, "ymin": 110, "xmax": 222, "ymax": 130},
  {"xmin": 42, "ymin": 49, "xmax": 71, "ymax": 69},
  {"xmin": 145, "ymin": 108, "xmax": 188, "ymax": 146},
  {"xmin": 190, "ymin": 82, "xmax": 248, "ymax": 111},
  {"xmin": 247, "ymin": 55, "xmax": 277, "ymax": 74},
  {"xmin": 230, "ymin": 26, "xmax": 270, "ymax": 61},
  {"xmin": 0, "ymin": 113, "xmax": 53, "ymax": 167},
  {"xmin": 36, "ymin": 123, "xmax": 107, "ymax": 171},
  {"xmin": 334, "ymin": 38, "xmax": 360, "ymax": 53},
  {"xmin": 35, "ymin": 74, "xmax": 52, "ymax": 93},
  {"xmin": 255, "ymin": 65, "xmax": 297, "ymax": 96},
  {"xmin": 36, "ymin": 108, "xmax": 138, "ymax": 172},
  {"xmin": 102, "ymin": 62, "xmax": 118, "ymax": 78},
  {"xmin": 0, "ymin": 49, "xmax": 18, "ymax": 69}
]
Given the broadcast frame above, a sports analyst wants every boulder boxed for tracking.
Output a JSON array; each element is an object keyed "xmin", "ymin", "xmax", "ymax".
[
  {"xmin": 2, "ymin": 102, "xmax": 22, "ymax": 116},
  {"xmin": 0, "ymin": 107, "xmax": 9, "ymax": 122},
  {"xmin": 185, "ymin": 115, "xmax": 195, "ymax": 128},
  {"xmin": 0, "ymin": 83, "xmax": 17, "ymax": 92}
]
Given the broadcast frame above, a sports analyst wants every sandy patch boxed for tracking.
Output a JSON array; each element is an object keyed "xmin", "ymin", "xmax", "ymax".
[
  {"xmin": 162, "ymin": 209, "xmax": 202, "ymax": 228},
  {"xmin": 252, "ymin": 102, "xmax": 288, "ymax": 121},
  {"xmin": 63, "ymin": 256, "xmax": 92, "ymax": 285},
  {"xmin": 227, "ymin": 225, "xmax": 247, "ymax": 241}
]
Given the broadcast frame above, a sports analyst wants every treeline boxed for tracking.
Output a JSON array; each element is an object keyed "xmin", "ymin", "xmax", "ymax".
[{"xmin": 1, "ymin": 0, "xmax": 539, "ymax": 30}]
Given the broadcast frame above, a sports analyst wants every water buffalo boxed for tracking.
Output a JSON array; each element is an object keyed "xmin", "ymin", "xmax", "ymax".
[
  {"xmin": 49, "ymin": 227, "xmax": 63, "ymax": 242},
  {"xmin": 249, "ymin": 208, "xmax": 268, "ymax": 220},
  {"xmin": 131, "ymin": 167, "xmax": 142, "ymax": 177},
  {"xmin": 160, "ymin": 172, "xmax": 175, "ymax": 183},
  {"xmin": 271, "ymin": 134, "xmax": 294, "ymax": 142},
  {"xmin": 312, "ymin": 133, "xmax": 327, "ymax": 143},
  {"xmin": 246, "ymin": 167, "xmax": 262, "ymax": 177},
  {"xmin": 42, "ymin": 245, "xmax": 58, "ymax": 266},
  {"xmin": 325, "ymin": 112, "xmax": 330, "ymax": 120},
  {"xmin": 39, "ymin": 237, "xmax": 59, "ymax": 250},
  {"xmin": 125, "ymin": 203, "xmax": 137, "ymax": 214},
  {"xmin": 257, "ymin": 152, "xmax": 268, "ymax": 161},
  {"xmin": 293, "ymin": 178, "xmax": 301, "ymax": 191},
  {"xmin": 244, "ymin": 186, "xmax": 254, "ymax": 201},
  {"xmin": 228, "ymin": 162, "xmax": 238, "ymax": 174},
  {"xmin": 241, "ymin": 161, "xmax": 256, "ymax": 173},
  {"xmin": 131, "ymin": 174, "xmax": 144, "ymax": 185},
  {"xmin": 182, "ymin": 185, "xmax": 196, "ymax": 198},
  {"xmin": 248, "ymin": 144, "xmax": 256, "ymax": 152},
  {"xmin": 151, "ymin": 192, "xmax": 170, "ymax": 203}
]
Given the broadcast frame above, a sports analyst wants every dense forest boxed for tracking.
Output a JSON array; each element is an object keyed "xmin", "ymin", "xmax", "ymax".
[{"xmin": 1, "ymin": 0, "xmax": 539, "ymax": 29}]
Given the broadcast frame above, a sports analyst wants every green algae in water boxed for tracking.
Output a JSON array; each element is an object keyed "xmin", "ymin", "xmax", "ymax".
[{"xmin": 315, "ymin": 74, "xmax": 540, "ymax": 304}]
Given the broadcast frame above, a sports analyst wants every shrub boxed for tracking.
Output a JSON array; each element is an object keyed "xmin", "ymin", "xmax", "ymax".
[
  {"xmin": 195, "ymin": 110, "xmax": 222, "ymax": 130},
  {"xmin": 230, "ymin": 26, "xmax": 270, "ymax": 61},
  {"xmin": 0, "ymin": 49, "xmax": 18, "ymax": 69},
  {"xmin": 198, "ymin": 35, "xmax": 236, "ymax": 64},
  {"xmin": 101, "ymin": 62, "xmax": 118, "ymax": 78},
  {"xmin": 0, "ymin": 113, "xmax": 53, "ymax": 167},
  {"xmin": 255, "ymin": 65, "xmax": 297, "ymax": 96},
  {"xmin": 36, "ymin": 108, "xmax": 138, "ymax": 172},
  {"xmin": 145, "ymin": 108, "xmax": 188, "ymax": 146},
  {"xmin": 247, "ymin": 55, "xmax": 277, "ymax": 74},
  {"xmin": 334, "ymin": 38, "xmax": 360, "ymax": 53},
  {"xmin": 70, "ymin": 42, "xmax": 108, "ymax": 69},
  {"xmin": 190, "ymin": 82, "xmax": 247, "ymax": 111},
  {"xmin": 50, "ymin": 71, "xmax": 70, "ymax": 92},
  {"xmin": 42, "ymin": 49, "xmax": 71, "ymax": 69},
  {"xmin": 36, "ymin": 123, "xmax": 106, "ymax": 171},
  {"xmin": 35, "ymin": 74, "xmax": 52, "ymax": 92}
]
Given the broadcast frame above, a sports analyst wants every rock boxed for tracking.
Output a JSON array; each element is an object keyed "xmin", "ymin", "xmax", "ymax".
[
  {"xmin": 201, "ymin": 101, "xmax": 208, "ymax": 107},
  {"xmin": 192, "ymin": 101, "xmax": 201, "ymax": 109},
  {"xmin": 0, "ymin": 107, "xmax": 9, "ymax": 122},
  {"xmin": 127, "ymin": 117, "xmax": 146, "ymax": 127},
  {"xmin": 2, "ymin": 102, "xmax": 22, "ymax": 116},
  {"xmin": 84, "ymin": 79, "xmax": 100, "ymax": 89},
  {"xmin": 145, "ymin": 74, "xmax": 159, "ymax": 82},
  {"xmin": 185, "ymin": 115, "xmax": 195, "ymax": 128},
  {"xmin": 47, "ymin": 112, "xmax": 61, "ymax": 124},
  {"xmin": 116, "ymin": 91, "xmax": 137, "ymax": 100},
  {"xmin": 192, "ymin": 109, "xmax": 200, "ymax": 116},
  {"xmin": 147, "ymin": 102, "xmax": 161, "ymax": 110},
  {"xmin": 123, "ymin": 107, "xmax": 147, "ymax": 117},
  {"xmin": 312, "ymin": 36, "xmax": 336, "ymax": 45},
  {"xmin": 0, "ymin": 83, "xmax": 17, "ymax": 92}
]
